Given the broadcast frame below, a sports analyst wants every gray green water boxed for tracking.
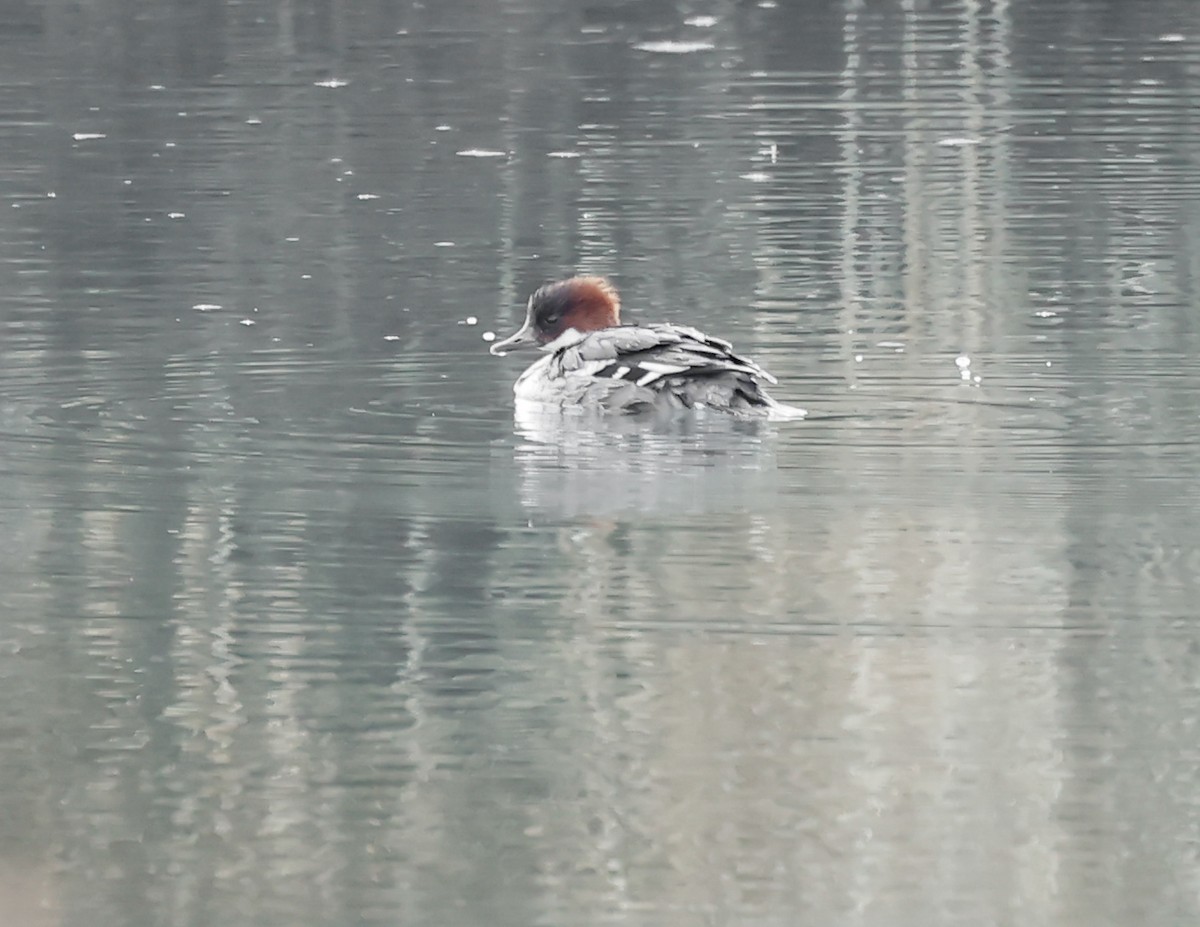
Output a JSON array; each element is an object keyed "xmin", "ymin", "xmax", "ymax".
[{"xmin": 2, "ymin": 2, "xmax": 1199, "ymax": 925}]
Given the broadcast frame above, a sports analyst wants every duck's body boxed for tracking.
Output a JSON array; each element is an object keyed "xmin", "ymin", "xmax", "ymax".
[{"xmin": 490, "ymin": 277, "xmax": 805, "ymax": 420}]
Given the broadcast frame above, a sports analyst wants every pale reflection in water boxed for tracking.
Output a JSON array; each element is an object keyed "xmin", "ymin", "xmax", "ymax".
[{"xmin": 510, "ymin": 400, "xmax": 781, "ymax": 517}]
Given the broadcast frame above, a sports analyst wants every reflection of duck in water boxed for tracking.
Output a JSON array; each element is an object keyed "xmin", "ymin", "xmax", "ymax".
[
  {"xmin": 490, "ymin": 276, "xmax": 806, "ymax": 420},
  {"xmin": 506, "ymin": 391, "xmax": 781, "ymax": 519}
]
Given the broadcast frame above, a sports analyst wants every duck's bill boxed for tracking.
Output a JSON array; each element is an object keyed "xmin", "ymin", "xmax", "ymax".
[{"xmin": 489, "ymin": 318, "xmax": 538, "ymax": 355}]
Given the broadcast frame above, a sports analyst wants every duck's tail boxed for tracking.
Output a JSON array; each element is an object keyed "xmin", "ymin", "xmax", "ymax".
[{"xmin": 763, "ymin": 394, "xmax": 807, "ymax": 420}]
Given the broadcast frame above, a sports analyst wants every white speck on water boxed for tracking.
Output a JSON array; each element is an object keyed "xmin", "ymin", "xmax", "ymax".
[
  {"xmin": 548, "ymin": 151, "xmax": 581, "ymax": 158},
  {"xmin": 1046, "ymin": 361, "xmax": 1053, "ymax": 367},
  {"xmin": 434, "ymin": 241, "xmax": 455, "ymax": 247},
  {"xmin": 632, "ymin": 40, "xmax": 715, "ymax": 53},
  {"xmin": 973, "ymin": 375, "xmax": 982, "ymax": 384},
  {"xmin": 684, "ymin": 15, "xmax": 718, "ymax": 27},
  {"xmin": 937, "ymin": 136, "xmax": 981, "ymax": 147},
  {"xmin": 46, "ymin": 191, "xmax": 55, "ymax": 198},
  {"xmin": 285, "ymin": 236, "xmax": 299, "ymax": 242},
  {"xmin": 150, "ymin": 84, "xmax": 166, "ymax": 91},
  {"xmin": 741, "ymin": 171, "xmax": 771, "ymax": 182},
  {"xmin": 482, "ymin": 331, "xmax": 497, "ymax": 342},
  {"xmin": 356, "ymin": 193, "xmax": 380, "ymax": 200},
  {"xmin": 314, "ymin": 78, "xmax": 349, "ymax": 88},
  {"xmin": 758, "ymin": 0, "xmax": 778, "ymax": 8},
  {"xmin": 301, "ymin": 274, "xmax": 312, "ymax": 280},
  {"xmin": 72, "ymin": 132, "xmax": 106, "ymax": 141},
  {"xmin": 854, "ymin": 354, "xmax": 863, "ymax": 363},
  {"xmin": 456, "ymin": 148, "xmax": 507, "ymax": 158},
  {"xmin": 465, "ymin": 316, "xmax": 478, "ymax": 325},
  {"xmin": 1034, "ymin": 309, "xmax": 1058, "ymax": 318},
  {"xmin": 435, "ymin": 124, "xmax": 452, "ymax": 131},
  {"xmin": 193, "ymin": 304, "xmax": 221, "ymax": 311},
  {"xmin": 246, "ymin": 117, "xmax": 262, "ymax": 125},
  {"xmin": 1159, "ymin": 33, "xmax": 1185, "ymax": 42},
  {"xmin": 955, "ymin": 355, "xmax": 971, "ymax": 369},
  {"xmin": 239, "ymin": 319, "xmax": 255, "ymax": 326},
  {"xmin": 384, "ymin": 335, "xmax": 400, "ymax": 341},
  {"xmin": 167, "ymin": 212, "xmax": 184, "ymax": 219},
  {"xmin": 878, "ymin": 340, "xmax": 905, "ymax": 349},
  {"xmin": 164, "ymin": 141, "xmax": 176, "ymax": 148}
]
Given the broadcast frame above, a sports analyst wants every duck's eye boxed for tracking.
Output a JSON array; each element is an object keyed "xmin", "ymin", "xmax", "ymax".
[{"xmin": 542, "ymin": 311, "xmax": 561, "ymax": 325}]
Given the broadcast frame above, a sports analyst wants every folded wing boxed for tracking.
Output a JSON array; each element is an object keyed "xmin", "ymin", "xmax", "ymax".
[{"xmin": 550, "ymin": 324, "xmax": 781, "ymax": 415}]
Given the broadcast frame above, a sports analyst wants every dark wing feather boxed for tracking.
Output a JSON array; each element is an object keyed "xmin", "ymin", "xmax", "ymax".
[{"xmin": 552, "ymin": 324, "xmax": 781, "ymax": 415}]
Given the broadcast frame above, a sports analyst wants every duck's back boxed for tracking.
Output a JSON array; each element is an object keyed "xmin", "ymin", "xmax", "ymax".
[{"xmin": 516, "ymin": 323, "xmax": 800, "ymax": 418}]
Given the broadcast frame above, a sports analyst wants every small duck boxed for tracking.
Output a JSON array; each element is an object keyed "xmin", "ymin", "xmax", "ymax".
[{"xmin": 489, "ymin": 276, "xmax": 805, "ymax": 419}]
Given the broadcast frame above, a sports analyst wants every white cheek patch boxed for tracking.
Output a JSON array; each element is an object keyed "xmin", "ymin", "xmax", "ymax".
[{"xmin": 541, "ymin": 327, "xmax": 584, "ymax": 352}]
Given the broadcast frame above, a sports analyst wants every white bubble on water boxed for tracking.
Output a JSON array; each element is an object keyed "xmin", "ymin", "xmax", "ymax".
[{"xmin": 632, "ymin": 40, "xmax": 715, "ymax": 54}]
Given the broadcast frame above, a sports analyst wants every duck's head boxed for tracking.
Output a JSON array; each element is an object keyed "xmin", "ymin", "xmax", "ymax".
[{"xmin": 489, "ymin": 276, "xmax": 621, "ymax": 355}]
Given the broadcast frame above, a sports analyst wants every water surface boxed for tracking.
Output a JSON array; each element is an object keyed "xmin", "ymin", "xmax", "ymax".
[{"xmin": 2, "ymin": 2, "xmax": 1199, "ymax": 925}]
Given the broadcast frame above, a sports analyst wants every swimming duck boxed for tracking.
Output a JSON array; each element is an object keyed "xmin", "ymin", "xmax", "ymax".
[{"xmin": 489, "ymin": 276, "xmax": 805, "ymax": 419}]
